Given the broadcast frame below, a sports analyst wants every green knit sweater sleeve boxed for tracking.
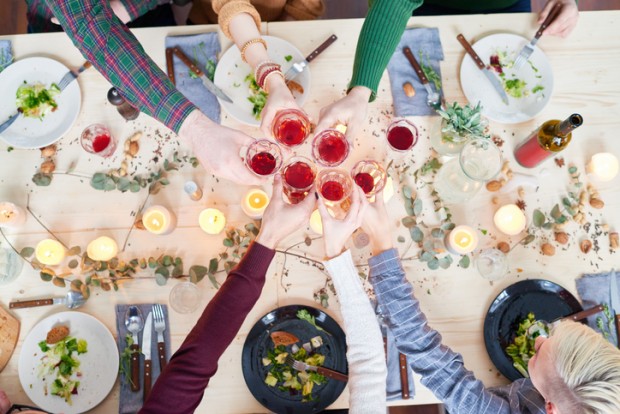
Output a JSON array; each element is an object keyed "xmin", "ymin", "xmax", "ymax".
[{"xmin": 349, "ymin": 0, "xmax": 423, "ymax": 101}]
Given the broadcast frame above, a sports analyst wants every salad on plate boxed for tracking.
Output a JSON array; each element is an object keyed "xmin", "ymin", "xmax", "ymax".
[
  {"xmin": 16, "ymin": 81, "xmax": 61, "ymax": 119},
  {"xmin": 504, "ymin": 312, "xmax": 548, "ymax": 378},
  {"xmin": 489, "ymin": 49, "xmax": 545, "ymax": 99}
]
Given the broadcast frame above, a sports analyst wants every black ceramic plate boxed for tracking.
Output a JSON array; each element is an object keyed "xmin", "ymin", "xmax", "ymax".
[
  {"xmin": 483, "ymin": 279, "xmax": 582, "ymax": 381},
  {"xmin": 242, "ymin": 304, "xmax": 348, "ymax": 414}
]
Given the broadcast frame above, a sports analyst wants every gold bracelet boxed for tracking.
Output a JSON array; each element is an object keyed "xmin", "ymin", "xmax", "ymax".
[{"xmin": 240, "ymin": 38, "xmax": 268, "ymax": 64}]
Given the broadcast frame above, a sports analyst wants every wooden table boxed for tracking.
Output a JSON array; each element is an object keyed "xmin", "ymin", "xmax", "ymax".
[{"xmin": 1, "ymin": 11, "xmax": 619, "ymax": 413}]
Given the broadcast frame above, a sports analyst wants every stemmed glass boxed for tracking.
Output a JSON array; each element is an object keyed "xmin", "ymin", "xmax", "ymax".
[{"xmin": 350, "ymin": 160, "xmax": 386, "ymax": 197}]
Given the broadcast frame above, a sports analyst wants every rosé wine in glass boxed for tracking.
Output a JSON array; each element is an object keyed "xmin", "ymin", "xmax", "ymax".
[
  {"xmin": 350, "ymin": 160, "xmax": 386, "ymax": 197},
  {"xmin": 281, "ymin": 156, "xmax": 316, "ymax": 204},
  {"xmin": 316, "ymin": 169, "xmax": 353, "ymax": 204},
  {"xmin": 272, "ymin": 109, "xmax": 311, "ymax": 147},
  {"xmin": 312, "ymin": 129, "xmax": 350, "ymax": 167},
  {"xmin": 80, "ymin": 124, "xmax": 117, "ymax": 158},
  {"xmin": 245, "ymin": 140, "xmax": 283, "ymax": 176},
  {"xmin": 386, "ymin": 119, "xmax": 418, "ymax": 152}
]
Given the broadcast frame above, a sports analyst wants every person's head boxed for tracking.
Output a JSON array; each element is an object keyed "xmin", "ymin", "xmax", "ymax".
[{"xmin": 528, "ymin": 320, "xmax": 620, "ymax": 414}]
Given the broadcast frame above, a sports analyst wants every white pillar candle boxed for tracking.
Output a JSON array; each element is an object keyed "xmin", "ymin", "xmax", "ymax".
[
  {"xmin": 87, "ymin": 236, "xmax": 118, "ymax": 261},
  {"xmin": 445, "ymin": 225, "xmax": 478, "ymax": 255},
  {"xmin": 0, "ymin": 202, "xmax": 26, "ymax": 229},
  {"xmin": 493, "ymin": 204, "xmax": 527, "ymax": 236},
  {"xmin": 35, "ymin": 239, "xmax": 66, "ymax": 265},
  {"xmin": 241, "ymin": 188, "xmax": 270, "ymax": 219},
  {"xmin": 309, "ymin": 209, "xmax": 323, "ymax": 235},
  {"xmin": 587, "ymin": 152, "xmax": 619, "ymax": 182},
  {"xmin": 199, "ymin": 208, "xmax": 226, "ymax": 235},
  {"xmin": 142, "ymin": 205, "xmax": 176, "ymax": 235}
]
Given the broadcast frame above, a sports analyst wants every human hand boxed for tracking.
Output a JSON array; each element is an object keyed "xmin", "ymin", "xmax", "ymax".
[
  {"xmin": 315, "ymin": 86, "xmax": 371, "ymax": 141},
  {"xmin": 179, "ymin": 110, "xmax": 265, "ymax": 185},
  {"xmin": 0, "ymin": 390, "xmax": 10, "ymax": 414},
  {"xmin": 255, "ymin": 174, "xmax": 315, "ymax": 249},
  {"xmin": 318, "ymin": 187, "xmax": 368, "ymax": 258},
  {"xmin": 538, "ymin": 0, "xmax": 579, "ymax": 38},
  {"xmin": 361, "ymin": 190, "xmax": 394, "ymax": 255},
  {"xmin": 260, "ymin": 76, "xmax": 303, "ymax": 139}
]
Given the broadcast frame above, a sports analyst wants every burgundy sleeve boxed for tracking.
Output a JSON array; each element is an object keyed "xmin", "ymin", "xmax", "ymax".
[{"xmin": 139, "ymin": 242, "xmax": 275, "ymax": 413}]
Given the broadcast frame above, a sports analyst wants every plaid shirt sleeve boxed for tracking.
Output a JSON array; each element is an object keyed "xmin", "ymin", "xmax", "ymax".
[
  {"xmin": 368, "ymin": 249, "xmax": 546, "ymax": 414},
  {"xmin": 44, "ymin": 0, "xmax": 196, "ymax": 134}
]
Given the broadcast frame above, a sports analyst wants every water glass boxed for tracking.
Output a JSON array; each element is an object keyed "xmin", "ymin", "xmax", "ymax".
[
  {"xmin": 169, "ymin": 281, "xmax": 202, "ymax": 314},
  {"xmin": 476, "ymin": 248, "xmax": 508, "ymax": 281},
  {"xmin": 0, "ymin": 247, "xmax": 24, "ymax": 286}
]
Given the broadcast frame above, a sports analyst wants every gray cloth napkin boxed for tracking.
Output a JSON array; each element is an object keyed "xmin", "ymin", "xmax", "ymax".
[
  {"xmin": 385, "ymin": 324, "xmax": 416, "ymax": 400},
  {"xmin": 165, "ymin": 33, "xmax": 221, "ymax": 123},
  {"xmin": 576, "ymin": 271, "xmax": 618, "ymax": 345},
  {"xmin": 115, "ymin": 303, "xmax": 172, "ymax": 414},
  {"xmin": 386, "ymin": 27, "xmax": 444, "ymax": 117},
  {"xmin": 0, "ymin": 40, "xmax": 13, "ymax": 73}
]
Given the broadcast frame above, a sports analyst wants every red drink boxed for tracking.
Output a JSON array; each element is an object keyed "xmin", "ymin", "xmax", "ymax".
[
  {"xmin": 354, "ymin": 172, "xmax": 375, "ymax": 194},
  {"xmin": 92, "ymin": 134, "xmax": 111, "ymax": 153},
  {"xmin": 272, "ymin": 109, "xmax": 310, "ymax": 147},
  {"xmin": 245, "ymin": 139, "xmax": 283, "ymax": 176},
  {"xmin": 386, "ymin": 119, "xmax": 418, "ymax": 152},
  {"xmin": 282, "ymin": 156, "xmax": 316, "ymax": 204},
  {"xmin": 250, "ymin": 152, "xmax": 277, "ymax": 175},
  {"xmin": 316, "ymin": 168, "xmax": 353, "ymax": 211},
  {"xmin": 321, "ymin": 181, "xmax": 345, "ymax": 201},
  {"xmin": 312, "ymin": 129, "xmax": 349, "ymax": 167},
  {"xmin": 80, "ymin": 124, "xmax": 117, "ymax": 158}
]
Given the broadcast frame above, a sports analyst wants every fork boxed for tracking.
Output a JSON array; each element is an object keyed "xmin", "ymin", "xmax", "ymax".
[
  {"xmin": 152, "ymin": 303, "xmax": 167, "ymax": 371},
  {"xmin": 0, "ymin": 61, "xmax": 91, "ymax": 135},
  {"xmin": 284, "ymin": 355, "xmax": 348, "ymax": 382},
  {"xmin": 513, "ymin": 2, "xmax": 562, "ymax": 70}
]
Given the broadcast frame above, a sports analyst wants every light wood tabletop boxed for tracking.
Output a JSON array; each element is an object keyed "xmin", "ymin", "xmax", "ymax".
[{"xmin": 1, "ymin": 11, "xmax": 619, "ymax": 413}]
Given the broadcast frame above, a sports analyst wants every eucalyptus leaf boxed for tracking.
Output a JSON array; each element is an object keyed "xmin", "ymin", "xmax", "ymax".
[
  {"xmin": 68, "ymin": 259, "xmax": 79, "ymax": 269},
  {"xmin": 568, "ymin": 166, "xmax": 577, "ymax": 174},
  {"xmin": 410, "ymin": 226, "xmax": 424, "ymax": 243},
  {"xmin": 402, "ymin": 216, "xmax": 416, "ymax": 228},
  {"xmin": 172, "ymin": 264, "xmax": 183, "ymax": 278},
  {"xmin": 413, "ymin": 198, "xmax": 423, "ymax": 216},
  {"xmin": 431, "ymin": 228, "xmax": 444, "ymax": 238},
  {"xmin": 32, "ymin": 173, "xmax": 52, "ymax": 186},
  {"xmin": 438, "ymin": 256, "xmax": 452, "ymax": 269},
  {"xmin": 420, "ymin": 251, "xmax": 434, "ymax": 262},
  {"xmin": 223, "ymin": 238, "xmax": 234, "ymax": 247},
  {"xmin": 521, "ymin": 234, "xmax": 536, "ymax": 245},
  {"xmin": 71, "ymin": 280, "xmax": 83, "ymax": 291},
  {"xmin": 19, "ymin": 247, "xmax": 34, "ymax": 258},
  {"xmin": 533, "ymin": 209, "xmax": 545, "ymax": 228},
  {"xmin": 542, "ymin": 222, "xmax": 554, "ymax": 230},
  {"xmin": 189, "ymin": 265, "xmax": 208, "ymax": 284},
  {"xmin": 459, "ymin": 255, "xmax": 471, "ymax": 268},
  {"xmin": 149, "ymin": 181, "xmax": 163, "ymax": 195},
  {"xmin": 155, "ymin": 273, "xmax": 168, "ymax": 286},
  {"xmin": 208, "ymin": 258, "xmax": 218, "ymax": 274},
  {"xmin": 162, "ymin": 255, "xmax": 172, "ymax": 266},
  {"xmin": 427, "ymin": 258, "xmax": 439, "ymax": 270},
  {"xmin": 550, "ymin": 204, "xmax": 562, "ymax": 219},
  {"xmin": 397, "ymin": 235, "xmax": 406, "ymax": 243},
  {"xmin": 129, "ymin": 181, "xmax": 141, "ymax": 193},
  {"xmin": 53, "ymin": 277, "xmax": 66, "ymax": 288},
  {"xmin": 40, "ymin": 272, "xmax": 53, "ymax": 282},
  {"xmin": 441, "ymin": 222, "xmax": 456, "ymax": 231},
  {"xmin": 155, "ymin": 266, "xmax": 170, "ymax": 278},
  {"xmin": 555, "ymin": 215, "xmax": 568, "ymax": 224},
  {"xmin": 402, "ymin": 186, "xmax": 413, "ymax": 200},
  {"xmin": 116, "ymin": 177, "xmax": 131, "ymax": 192}
]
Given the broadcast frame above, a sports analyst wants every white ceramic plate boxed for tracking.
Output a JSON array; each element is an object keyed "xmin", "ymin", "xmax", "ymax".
[
  {"xmin": 459, "ymin": 33, "xmax": 553, "ymax": 124},
  {"xmin": 0, "ymin": 57, "xmax": 81, "ymax": 148},
  {"xmin": 214, "ymin": 36, "xmax": 310, "ymax": 126},
  {"xmin": 18, "ymin": 311, "xmax": 119, "ymax": 414}
]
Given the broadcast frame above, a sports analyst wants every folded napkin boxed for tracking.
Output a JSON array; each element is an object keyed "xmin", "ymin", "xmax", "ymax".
[
  {"xmin": 0, "ymin": 40, "xmax": 13, "ymax": 73},
  {"xmin": 575, "ymin": 271, "xmax": 618, "ymax": 345},
  {"xmin": 165, "ymin": 33, "xmax": 221, "ymax": 123},
  {"xmin": 387, "ymin": 27, "xmax": 444, "ymax": 117},
  {"xmin": 385, "ymin": 325, "xmax": 416, "ymax": 400},
  {"xmin": 115, "ymin": 303, "xmax": 172, "ymax": 414}
]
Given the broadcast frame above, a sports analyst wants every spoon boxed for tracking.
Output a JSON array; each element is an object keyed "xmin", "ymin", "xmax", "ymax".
[
  {"xmin": 125, "ymin": 305, "xmax": 143, "ymax": 392},
  {"xmin": 528, "ymin": 304, "xmax": 605, "ymax": 338},
  {"xmin": 9, "ymin": 290, "xmax": 86, "ymax": 310},
  {"xmin": 402, "ymin": 46, "xmax": 442, "ymax": 111}
]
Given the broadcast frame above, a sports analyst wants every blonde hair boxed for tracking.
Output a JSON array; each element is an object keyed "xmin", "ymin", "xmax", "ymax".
[{"xmin": 548, "ymin": 320, "xmax": 620, "ymax": 414}]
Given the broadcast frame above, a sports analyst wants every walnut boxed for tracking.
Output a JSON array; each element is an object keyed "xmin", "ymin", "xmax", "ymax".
[
  {"xmin": 554, "ymin": 232, "xmax": 569, "ymax": 245},
  {"xmin": 497, "ymin": 241, "xmax": 510, "ymax": 254},
  {"xmin": 486, "ymin": 180, "xmax": 502, "ymax": 192},
  {"xmin": 40, "ymin": 160, "xmax": 55, "ymax": 174},
  {"xmin": 40, "ymin": 144, "xmax": 57, "ymax": 158},
  {"xmin": 403, "ymin": 82, "xmax": 416, "ymax": 97},
  {"xmin": 589, "ymin": 198, "xmax": 605, "ymax": 209},
  {"xmin": 610, "ymin": 232, "xmax": 619, "ymax": 250},
  {"xmin": 541, "ymin": 243, "xmax": 555, "ymax": 256},
  {"xmin": 580, "ymin": 239, "xmax": 592, "ymax": 254}
]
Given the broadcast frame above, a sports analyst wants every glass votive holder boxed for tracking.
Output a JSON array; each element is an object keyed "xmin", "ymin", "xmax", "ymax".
[
  {"xmin": 386, "ymin": 119, "xmax": 418, "ymax": 152},
  {"xmin": 80, "ymin": 123, "xmax": 117, "ymax": 158},
  {"xmin": 271, "ymin": 109, "xmax": 311, "ymax": 147},
  {"xmin": 476, "ymin": 248, "xmax": 509, "ymax": 281},
  {"xmin": 281, "ymin": 156, "xmax": 316, "ymax": 204},
  {"xmin": 169, "ymin": 281, "xmax": 202, "ymax": 314},
  {"xmin": 312, "ymin": 129, "xmax": 350, "ymax": 167},
  {"xmin": 245, "ymin": 139, "xmax": 283, "ymax": 176},
  {"xmin": 350, "ymin": 160, "xmax": 387, "ymax": 197}
]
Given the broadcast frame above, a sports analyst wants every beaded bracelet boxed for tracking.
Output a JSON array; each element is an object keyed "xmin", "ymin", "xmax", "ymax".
[
  {"xmin": 257, "ymin": 66, "xmax": 282, "ymax": 90},
  {"xmin": 262, "ymin": 70, "xmax": 285, "ymax": 93},
  {"xmin": 254, "ymin": 60, "xmax": 278, "ymax": 81},
  {"xmin": 240, "ymin": 38, "xmax": 268, "ymax": 63}
]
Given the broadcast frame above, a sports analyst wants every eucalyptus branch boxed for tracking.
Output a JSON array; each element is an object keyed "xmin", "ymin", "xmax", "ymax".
[
  {"xmin": 122, "ymin": 192, "xmax": 151, "ymax": 251},
  {"xmin": 25, "ymin": 196, "xmax": 69, "ymax": 249},
  {"xmin": 52, "ymin": 171, "xmax": 92, "ymax": 179}
]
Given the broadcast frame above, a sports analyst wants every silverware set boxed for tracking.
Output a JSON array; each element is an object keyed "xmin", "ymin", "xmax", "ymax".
[{"xmin": 402, "ymin": 46, "xmax": 441, "ymax": 111}]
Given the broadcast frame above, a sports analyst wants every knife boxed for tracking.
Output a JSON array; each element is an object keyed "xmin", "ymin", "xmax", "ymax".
[
  {"xmin": 171, "ymin": 47, "xmax": 233, "ymax": 103},
  {"xmin": 284, "ymin": 34, "xmax": 337, "ymax": 82},
  {"xmin": 165, "ymin": 48, "xmax": 176, "ymax": 86},
  {"xmin": 456, "ymin": 34, "xmax": 509, "ymax": 105},
  {"xmin": 610, "ymin": 269, "xmax": 620, "ymax": 347},
  {"xmin": 374, "ymin": 301, "xmax": 409, "ymax": 399},
  {"xmin": 142, "ymin": 311, "xmax": 153, "ymax": 402}
]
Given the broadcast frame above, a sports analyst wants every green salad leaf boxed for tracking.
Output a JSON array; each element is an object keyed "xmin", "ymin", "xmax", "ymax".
[
  {"xmin": 244, "ymin": 73, "xmax": 268, "ymax": 120},
  {"xmin": 16, "ymin": 81, "xmax": 60, "ymax": 119},
  {"xmin": 505, "ymin": 312, "xmax": 548, "ymax": 378}
]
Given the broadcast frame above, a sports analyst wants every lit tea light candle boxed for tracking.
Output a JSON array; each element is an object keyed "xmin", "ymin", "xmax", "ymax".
[
  {"xmin": 587, "ymin": 152, "xmax": 619, "ymax": 182},
  {"xmin": 35, "ymin": 239, "xmax": 66, "ymax": 266},
  {"xmin": 199, "ymin": 208, "xmax": 226, "ymax": 235},
  {"xmin": 494, "ymin": 204, "xmax": 527, "ymax": 236},
  {"xmin": 383, "ymin": 176, "xmax": 395, "ymax": 202},
  {"xmin": 87, "ymin": 236, "xmax": 118, "ymax": 261},
  {"xmin": 445, "ymin": 225, "xmax": 478, "ymax": 255},
  {"xmin": 309, "ymin": 209, "xmax": 323, "ymax": 235},
  {"xmin": 0, "ymin": 202, "xmax": 26, "ymax": 229},
  {"xmin": 241, "ymin": 188, "xmax": 270, "ymax": 219},
  {"xmin": 142, "ymin": 205, "xmax": 176, "ymax": 235}
]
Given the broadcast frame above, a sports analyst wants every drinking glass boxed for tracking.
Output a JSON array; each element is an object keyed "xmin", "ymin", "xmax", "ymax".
[
  {"xmin": 281, "ymin": 156, "xmax": 316, "ymax": 204},
  {"xmin": 317, "ymin": 169, "xmax": 354, "ymax": 220},
  {"xmin": 245, "ymin": 139, "xmax": 283, "ymax": 176},
  {"xmin": 312, "ymin": 129, "xmax": 350, "ymax": 167},
  {"xmin": 271, "ymin": 109, "xmax": 311, "ymax": 147},
  {"xmin": 386, "ymin": 119, "xmax": 418, "ymax": 152},
  {"xmin": 80, "ymin": 124, "xmax": 117, "ymax": 158},
  {"xmin": 169, "ymin": 281, "xmax": 202, "ymax": 314},
  {"xmin": 350, "ymin": 160, "xmax": 386, "ymax": 197},
  {"xmin": 0, "ymin": 247, "xmax": 24, "ymax": 286},
  {"xmin": 434, "ymin": 138, "xmax": 502, "ymax": 204},
  {"xmin": 476, "ymin": 248, "xmax": 509, "ymax": 281}
]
